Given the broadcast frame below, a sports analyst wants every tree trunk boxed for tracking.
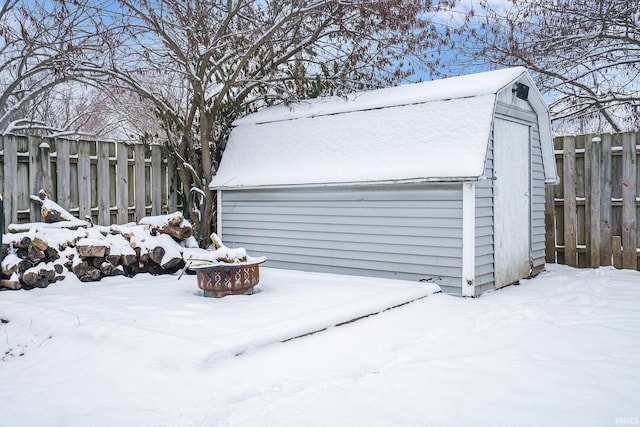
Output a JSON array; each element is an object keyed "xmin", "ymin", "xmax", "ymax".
[{"xmin": 202, "ymin": 189, "xmax": 215, "ymax": 246}]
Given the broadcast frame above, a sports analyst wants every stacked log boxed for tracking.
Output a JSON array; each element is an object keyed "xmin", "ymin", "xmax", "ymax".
[
  {"xmin": 1, "ymin": 194, "xmax": 209, "ymax": 289},
  {"xmin": 1, "ymin": 193, "xmax": 259, "ymax": 291},
  {"xmin": 1, "ymin": 233, "xmax": 64, "ymax": 290}
]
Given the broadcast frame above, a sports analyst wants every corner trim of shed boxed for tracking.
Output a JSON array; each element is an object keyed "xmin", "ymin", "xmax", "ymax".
[
  {"xmin": 216, "ymin": 189, "xmax": 223, "ymax": 237},
  {"xmin": 462, "ymin": 181, "xmax": 476, "ymax": 297}
]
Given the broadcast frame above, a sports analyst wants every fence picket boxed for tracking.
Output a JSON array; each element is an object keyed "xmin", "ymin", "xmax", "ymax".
[
  {"xmin": 621, "ymin": 133, "xmax": 637, "ymax": 269},
  {"xmin": 28, "ymin": 136, "xmax": 41, "ymax": 222},
  {"xmin": 612, "ymin": 235, "xmax": 623, "ymax": 269},
  {"xmin": 548, "ymin": 131, "xmax": 639, "ymax": 271},
  {"xmin": 97, "ymin": 141, "xmax": 111, "ymax": 225},
  {"xmin": 116, "ymin": 142, "xmax": 129, "ymax": 224},
  {"xmin": 77, "ymin": 140, "xmax": 92, "ymax": 220},
  {"xmin": 3, "ymin": 135, "xmax": 18, "ymax": 226},
  {"xmin": 134, "ymin": 144, "xmax": 146, "ymax": 222},
  {"xmin": 0, "ymin": 135, "xmax": 181, "ymax": 230},
  {"xmin": 589, "ymin": 137, "xmax": 601, "ymax": 268},
  {"xmin": 545, "ymin": 185, "xmax": 556, "ymax": 263},
  {"xmin": 151, "ymin": 144, "xmax": 162, "ymax": 215},
  {"xmin": 563, "ymin": 136, "xmax": 578, "ymax": 267},
  {"xmin": 56, "ymin": 139, "xmax": 71, "ymax": 210},
  {"xmin": 39, "ymin": 142, "xmax": 51, "ymax": 199},
  {"xmin": 600, "ymin": 134, "xmax": 613, "ymax": 266}
]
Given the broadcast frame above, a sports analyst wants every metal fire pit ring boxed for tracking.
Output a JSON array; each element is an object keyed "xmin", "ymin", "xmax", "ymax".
[{"xmin": 191, "ymin": 257, "xmax": 266, "ymax": 298}]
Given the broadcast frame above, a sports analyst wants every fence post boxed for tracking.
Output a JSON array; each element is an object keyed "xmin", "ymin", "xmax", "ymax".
[{"xmin": 589, "ymin": 137, "xmax": 602, "ymax": 268}]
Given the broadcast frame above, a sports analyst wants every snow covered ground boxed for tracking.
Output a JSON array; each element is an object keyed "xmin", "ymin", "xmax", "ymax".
[{"xmin": 1, "ymin": 264, "xmax": 639, "ymax": 426}]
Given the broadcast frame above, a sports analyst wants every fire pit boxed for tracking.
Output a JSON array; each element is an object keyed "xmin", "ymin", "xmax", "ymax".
[{"xmin": 191, "ymin": 257, "xmax": 266, "ymax": 297}]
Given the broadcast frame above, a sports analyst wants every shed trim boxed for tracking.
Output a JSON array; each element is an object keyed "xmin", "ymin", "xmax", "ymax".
[
  {"xmin": 462, "ymin": 181, "xmax": 476, "ymax": 297},
  {"xmin": 216, "ymin": 189, "xmax": 223, "ymax": 238},
  {"xmin": 213, "ymin": 175, "xmax": 486, "ymax": 191}
]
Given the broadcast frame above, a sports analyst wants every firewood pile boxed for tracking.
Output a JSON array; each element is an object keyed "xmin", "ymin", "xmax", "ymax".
[{"xmin": 1, "ymin": 193, "xmax": 248, "ymax": 290}]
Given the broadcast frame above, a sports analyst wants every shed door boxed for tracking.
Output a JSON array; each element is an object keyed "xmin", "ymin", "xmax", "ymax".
[{"xmin": 493, "ymin": 119, "xmax": 531, "ymax": 288}]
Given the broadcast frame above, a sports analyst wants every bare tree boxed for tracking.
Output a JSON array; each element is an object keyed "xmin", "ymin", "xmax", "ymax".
[
  {"xmin": 0, "ymin": 0, "xmax": 119, "ymax": 135},
  {"xmin": 466, "ymin": 0, "xmax": 640, "ymax": 133},
  {"xmin": 82, "ymin": 0, "xmax": 460, "ymax": 243}
]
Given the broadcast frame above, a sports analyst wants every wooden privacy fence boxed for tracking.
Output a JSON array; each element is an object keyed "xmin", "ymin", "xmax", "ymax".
[
  {"xmin": 545, "ymin": 132, "xmax": 639, "ymax": 270},
  {"xmin": 1, "ymin": 135, "xmax": 181, "ymax": 229}
]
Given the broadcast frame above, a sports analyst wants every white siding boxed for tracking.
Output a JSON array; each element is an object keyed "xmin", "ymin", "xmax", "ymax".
[
  {"xmin": 221, "ymin": 184, "xmax": 465, "ymax": 294},
  {"xmin": 475, "ymin": 138, "xmax": 496, "ymax": 295}
]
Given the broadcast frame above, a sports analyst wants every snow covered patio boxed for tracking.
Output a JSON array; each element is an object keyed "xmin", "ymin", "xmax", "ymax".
[
  {"xmin": 0, "ymin": 268, "xmax": 438, "ymax": 361},
  {"xmin": 1, "ymin": 265, "xmax": 639, "ymax": 426}
]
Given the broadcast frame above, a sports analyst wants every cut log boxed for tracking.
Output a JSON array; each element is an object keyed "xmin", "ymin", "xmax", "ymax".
[
  {"xmin": 35, "ymin": 277, "xmax": 49, "ymax": 288},
  {"xmin": 1, "ymin": 264, "xmax": 18, "ymax": 278},
  {"xmin": 30, "ymin": 191, "xmax": 79, "ymax": 223},
  {"xmin": 8, "ymin": 220, "xmax": 88, "ymax": 232},
  {"xmin": 210, "ymin": 233, "xmax": 223, "ymax": 249},
  {"xmin": 106, "ymin": 254, "xmax": 122, "ymax": 267},
  {"xmin": 161, "ymin": 257, "xmax": 183, "ymax": 270},
  {"xmin": 168, "ymin": 215, "xmax": 183, "ymax": 227},
  {"xmin": 78, "ymin": 266, "xmax": 102, "ymax": 282},
  {"xmin": 27, "ymin": 246, "xmax": 45, "ymax": 264},
  {"xmin": 77, "ymin": 244, "xmax": 109, "ymax": 258},
  {"xmin": 124, "ymin": 263, "xmax": 140, "ymax": 277},
  {"xmin": 90, "ymin": 257, "xmax": 104, "ymax": 268},
  {"xmin": 18, "ymin": 259, "xmax": 34, "ymax": 273},
  {"xmin": 31, "ymin": 237, "xmax": 49, "ymax": 251},
  {"xmin": 146, "ymin": 262, "xmax": 173, "ymax": 275},
  {"xmin": 157, "ymin": 224, "xmax": 192, "ymax": 240},
  {"xmin": 120, "ymin": 253, "xmax": 138, "ymax": 267},
  {"xmin": 99, "ymin": 262, "xmax": 116, "ymax": 276},
  {"xmin": 44, "ymin": 246, "xmax": 59, "ymax": 261},
  {"xmin": 16, "ymin": 247, "xmax": 28, "ymax": 259},
  {"xmin": 39, "ymin": 266, "xmax": 56, "ymax": 282},
  {"xmin": 0, "ymin": 279, "xmax": 21, "ymax": 290},
  {"xmin": 21, "ymin": 269, "xmax": 39, "ymax": 286},
  {"xmin": 139, "ymin": 213, "xmax": 193, "ymax": 240},
  {"xmin": 148, "ymin": 246, "xmax": 166, "ymax": 265},
  {"xmin": 73, "ymin": 261, "xmax": 90, "ymax": 278},
  {"xmin": 1, "ymin": 253, "xmax": 21, "ymax": 277},
  {"xmin": 12, "ymin": 236, "xmax": 32, "ymax": 249}
]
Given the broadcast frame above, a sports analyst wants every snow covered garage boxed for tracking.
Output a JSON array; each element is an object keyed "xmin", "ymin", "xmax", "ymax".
[{"xmin": 210, "ymin": 67, "xmax": 559, "ymax": 296}]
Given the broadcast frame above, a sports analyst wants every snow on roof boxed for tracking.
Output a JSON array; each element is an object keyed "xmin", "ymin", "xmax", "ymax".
[
  {"xmin": 211, "ymin": 67, "xmax": 532, "ymax": 189},
  {"xmin": 235, "ymin": 67, "xmax": 527, "ymax": 126}
]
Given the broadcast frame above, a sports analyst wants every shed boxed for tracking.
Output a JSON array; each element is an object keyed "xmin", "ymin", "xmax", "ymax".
[{"xmin": 209, "ymin": 67, "xmax": 559, "ymax": 296}]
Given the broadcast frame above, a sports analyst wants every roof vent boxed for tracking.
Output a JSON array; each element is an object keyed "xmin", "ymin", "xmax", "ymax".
[{"xmin": 514, "ymin": 83, "xmax": 529, "ymax": 101}]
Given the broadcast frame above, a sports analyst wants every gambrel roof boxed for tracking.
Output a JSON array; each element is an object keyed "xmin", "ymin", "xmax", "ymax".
[{"xmin": 210, "ymin": 67, "xmax": 558, "ymax": 189}]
